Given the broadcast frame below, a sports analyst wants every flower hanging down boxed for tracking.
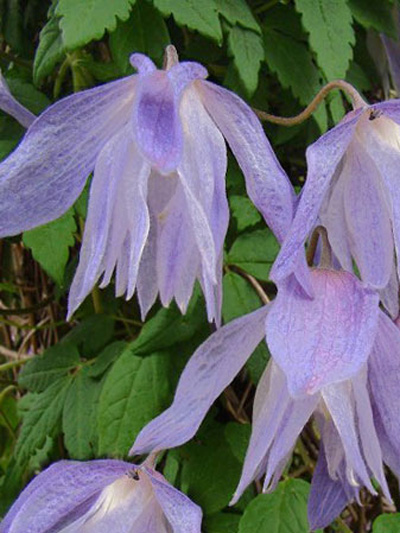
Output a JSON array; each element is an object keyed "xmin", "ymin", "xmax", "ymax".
[
  {"xmin": 131, "ymin": 246, "xmax": 400, "ymax": 528},
  {"xmin": 0, "ymin": 459, "xmax": 202, "ymax": 533},
  {"xmin": 270, "ymin": 90, "xmax": 400, "ymax": 316},
  {"xmin": 0, "ymin": 46, "xmax": 294, "ymax": 324}
]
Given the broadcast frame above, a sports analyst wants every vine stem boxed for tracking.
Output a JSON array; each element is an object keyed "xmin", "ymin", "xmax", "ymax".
[{"xmin": 255, "ymin": 80, "xmax": 367, "ymax": 126}]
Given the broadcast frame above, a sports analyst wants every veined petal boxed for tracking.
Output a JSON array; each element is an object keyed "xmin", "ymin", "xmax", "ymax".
[
  {"xmin": 379, "ymin": 259, "xmax": 399, "ymax": 319},
  {"xmin": 266, "ymin": 270, "xmax": 380, "ymax": 396},
  {"xmin": 0, "ymin": 75, "xmax": 136, "ymax": 237},
  {"xmin": 1, "ymin": 460, "xmax": 130, "ymax": 533},
  {"xmin": 271, "ymin": 110, "xmax": 362, "ymax": 283},
  {"xmin": 129, "ymin": 54, "xmax": 157, "ymax": 74},
  {"xmin": 145, "ymin": 467, "xmax": 202, "ymax": 533},
  {"xmin": 130, "ymin": 305, "xmax": 270, "ymax": 455},
  {"xmin": 343, "ymin": 139, "xmax": 393, "ymax": 288},
  {"xmin": 0, "ymin": 72, "xmax": 35, "ymax": 128}
]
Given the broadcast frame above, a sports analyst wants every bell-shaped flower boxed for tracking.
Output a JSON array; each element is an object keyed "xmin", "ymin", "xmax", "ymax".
[
  {"xmin": 270, "ymin": 93, "xmax": 400, "ymax": 314},
  {"xmin": 0, "ymin": 459, "xmax": 202, "ymax": 533},
  {"xmin": 131, "ymin": 262, "xmax": 400, "ymax": 529},
  {"xmin": 0, "ymin": 46, "xmax": 294, "ymax": 324}
]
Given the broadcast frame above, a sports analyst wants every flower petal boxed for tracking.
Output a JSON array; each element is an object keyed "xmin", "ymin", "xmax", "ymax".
[
  {"xmin": 130, "ymin": 305, "xmax": 270, "ymax": 455},
  {"xmin": 266, "ymin": 270, "xmax": 380, "ymax": 396},
  {"xmin": 271, "ymin": 111, "xmax": 362, "ymax": 283},
  {"xmin": 0, "ymin": 72, "xmax": 35, "ymax": 128},
  {"xmin": 145, "ymin": 467, "xmax": 202, "ymax": 533},
  {"xmin": 0, "ymin": 76, "xmax": 136, "ymax": 237},
  {"xmin": 379, "ymin": 259, "xmax": 399, "ymax": 319},
  {"xmin": 1, "ymin": 460, "xmax": 130, "ymax": 533}
]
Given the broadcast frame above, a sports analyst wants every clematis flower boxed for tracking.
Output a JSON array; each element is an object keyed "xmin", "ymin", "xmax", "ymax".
[
  {"xmin": 131, "ymin": 261, "xmax": 400, "ymax": 529},
  {"xmin": 270, "ymin": 91, "xmax": 400, "ymax": 315},
  {"xmin": 0, "ymin": 459, "xmax": 202, "ymax": 533},
  {"xmin": 0, "ymin": 46, "xmax": 294, "ymax": 323}
]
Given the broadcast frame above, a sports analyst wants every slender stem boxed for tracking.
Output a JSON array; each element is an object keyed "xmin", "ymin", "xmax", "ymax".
[
  {"xmin": 0, "ymin": 296, "xmax": 53, "ymax": 316},
  {"xmin": 0, "ymin": 50, "xmax": 32, "ymax": 68},
  {"xmin": 0, "ymin": 358, "xmax": 29, "ymax": 373},
  {"xmin": 234, "ymin": 266, "xmax": 270, "ymax": 305},
  {"xmin": 255, "ymin": 80, "xmax": 367, "ymax": 127},
  {"xmin": 335, "ymin": 517, "xmax": 353, "ymax": 533},
  {"xmin": 53, "ymin": 56, "xmax": 70, "ymax": 99},
  {"xmin": 91, "ymin": 286, "xmax": 103, "ymax": 315}
]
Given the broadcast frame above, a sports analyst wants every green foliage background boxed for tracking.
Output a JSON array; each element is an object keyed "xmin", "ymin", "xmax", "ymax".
[{"xmin": 0, "ymin": 0, "xmax": 399, "ymax": 531}]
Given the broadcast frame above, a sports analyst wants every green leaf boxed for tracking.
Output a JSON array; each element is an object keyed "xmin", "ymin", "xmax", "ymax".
[
  {"xmin": 227, "ymin": 228, "xmax": 279, "ymax": 281},
  {"xmin": 373, "ymin": 514, "xmax": 400, "ymax": 533},
  {"xmin": 228, "ymin": 26, "xmax": 264, "ymax": 96},
  {"xmin": 348, "ymin": 0, "xmax": 396, "ymax": 38},
  {"xmin": 98, "ymin": 350, "xmax": 174, "ymax": 456},
  {"xmin": 109, "ymin": 0, "xmax": 170, "ymax": 73},
  {"xmin": 18, "ymin": 343, "xmax": 80, "ymax": 393},
  {"xmin": 5, "ymin": 78, "xmax": 50, "ymax": 115},
  {"xmin": 15, "ymin": 377, "xmax": 71, "ymax": 465},
  {"xmin": 205, "ymin": 513, "xmax": 241, "ymax": 533},
  {"xmin": 225, "ymin": 422, "xmax": 251, "ymax": 463},
  {"xmin": 62, "ymin": 314, "xmax": 115, "ymax": 357},
  {"xmin": 56, "ymin": 0, "xmax": 137, "ymax": 50},
  {"xmin": 87, "ymin": 341, "xmax": 128, "ymax": 378},
  {"xmin": 153, "ymin": 0, "xmax": 222, "ymax": 43},
  {"xmin": 62, "ymin": 367, "xmax": 103, "ymax": 459},
  {"xmin": 263, "ymin": 27, "xmax": 321, "ymax": 107},
  {"xmin": 229, "ymin": 196, "xmax": 262, "ymax": 232},
  {"xmin": 216, "ymin": 0, "xmax": 260, "ymax": 33},
  {"xmin": 238, "ymin": 479, "xmax": 314, "ymax": 533},
  {"xmin": 33, "ymin": 10, "xmax": 65, "ymax": 84},
  {"xmin": 295, "ymin": 0, "xmax": 355, "ymax": 80},
  {"xmin": 23, "ymin": 210, "xmax": 76, "ymax": 286},
  {"xmin": 180, "ymin": 423, "xmax": 242, "ymax": 514}
]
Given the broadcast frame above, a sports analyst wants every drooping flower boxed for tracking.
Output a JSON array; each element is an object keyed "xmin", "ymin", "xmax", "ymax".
[
  {"xmin": 0, "ymin": 459, "xmax": 202, "ymax": 533},
  {"xmin": 270, "ymin": 93, "xmax": 400, "ymax": 316},
  {"xmin": 0, "ymin": 46, "xmax": 294, "ymax": 324},
  {"xmin": 131, "ymin": 262, "xmax": 400, "ymax": 529}
]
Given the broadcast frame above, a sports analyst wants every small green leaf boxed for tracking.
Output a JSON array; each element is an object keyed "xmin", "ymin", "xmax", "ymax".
[
  {"xmin": 98, "ymin": 350, "xmax": 174, "ymax": 456},
  {"xmin": 109, "ymin": 0, "xmax": 170, "ymax": 73},
  {"xmin": 295, "ymin": 0, "xmax": 355, "ymax": 80},
  {"xmin": 33, "ymin": 10, "xmax": 65, "ymax": 84},
  {"xmin": 373, "ymin": 514, "xmax": 400, "ymax": 533},
  {"xmin": 18, "ymin": 343, "xmax": 80, "ymax": 393},
  {"xmin": 15, "ymin": 377, "xmax": 71, "ymax": 465},
  {"xmin": 238, "ymin": 479, "xmax": 313, "ymax": 533},
  {"xmin": 63, "ymin": 368, "xmax": 103, "ymax": 459},
  {"xmin": 227, "ymin": 228, "xmax": 279, "ymax": 281},
  {"xmin": 205, "ymin": 513, "xmax": 241, "ymax": 533},
  {"xmin": 348, "ymin": 0, "xmax": 396, "ymax": 38},
  {"xmin": 62, "ymin": 314, "xmax": 115, "ymax": 357},
  {"xmin": 88, "ymin": 341, "xmax": 128, "ymax": 378},
  {"xmin": 229, "ymin": 196, "xmax": 262, "ymax": 232},
  {"xmin": 216, "ymin": 0, "xmax": 260, "ymax": 33},
  {"xmin": 23, "ymin": 210, "xmax": 76, "ymax": 286},
  {"xmin": 228, "ymin": 26, "xmax": 264, "ymax": 96},
  {"xmin": 56, "ymin": 0, "xmax": 137, "ymax": 50},
  {"xmin": 153, "ymin": 0, "xmax": 222, "ymax": 43}
]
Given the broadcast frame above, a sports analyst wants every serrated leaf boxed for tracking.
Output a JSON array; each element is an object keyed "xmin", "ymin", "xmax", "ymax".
[
  {"xmin": 229, "ymin": 195, "xmax": 262, "ymax": 232},
  {"xmin": 33, "ymin": 11, "xmax": 65, "ymax": 84},
  {"xmin": 216, "ymin": 0, "xmax": 260, "ymax": 33},
  {"xmin": 87, "ymin": 341, "xmax": 127, "ymax": 378},
  {"xmin": 263, "ymin": 27, "xmax": 321, "ymax": 107},
  {"xmin": 373, "ymin": 514, "xmax": 400, "ymax": 533},
  {"xmin": 295, "ymin": 0, "xmax": 355, "ymax": 80},
  {"xmin": 98, "ymin": 350, "xmax": 174, "ymax": 456},
  {"xmin": 228, "ymin": 26, "xmax": 264, "ymax": 95},
  {"xmin": 180, "ymin": 423, "xmax": 242, "ymax": 513},
  {"xmin": 62, "ymin": 314, "xmax": 115, "ymax": 357},
  {"xmin": 238, "ymin": 479, "xmax": 314, "ymax": 533},
  {"xmin": 348, "ymin": 0, "xmax": 396, "ymax": 38},
  {"xmin": 56, "ymin": 0, "xmax": 137, "ymax": 50},
  {"xmin": 205, "ymin": 513, "xmax": 241, "ymax": 533},
  {"xmin": 109, "ymin": 0, "xmax": 170, "ymax": 74},
  {"xmin": 227, "ymin": 228, "xmax": 279, "ymax": 281},
  {"xmin": 23, "ymin": 209, "xmax": 76, "ymax": 286},
  {"xmin": 153, "ymin": 0, "xmax": 222, "ymax": 43},
  {"xmin": 15, "ymin": 377, "xmax": 71, "ymax": 465},
  {"xmin": 18, "ymin": 343, "xmax": 80, "ymax": 393},
  {"xmin": 63, "ymin": 367, "xmax": 103, "ymax": 459}
]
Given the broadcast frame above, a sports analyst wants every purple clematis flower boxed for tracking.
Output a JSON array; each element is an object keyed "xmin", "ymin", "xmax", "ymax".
[
  {"xmin": 270, "ymin": 95, "xmax": 400, "ymax": 314},
  {"xmin": 131, "ymin": 263, "xmax": 400, "ymax": 529},
  {"xmin": 0, "ymin": 459, "xmax": 202, "ymax": 533},
  {"xmin": 0, "ymin": 46, "xmax": 294, "ymax": 323}
]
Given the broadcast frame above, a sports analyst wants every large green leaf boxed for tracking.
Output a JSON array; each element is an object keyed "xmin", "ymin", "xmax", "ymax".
[
  {"xmin": 348, "ymin": 0, "xmax": 396, "ymax": 38},
  {"xmin": 205, "ymin": 513, "xmax": 241, "ymax": 533},
  {"xmin": 228, "ymin": 26, "xmax": 264, "ymax": 96},
  {"xmin": 56, "ymin": 0, "xmax": 137, "ymax": 50},
  {"xmin": 153, "ymin": 0, "xmax": 222, "ymax": 43},
  {"xmin": 229, "ymin": 195, "xmax": 262, "ymax": 232},
  {"xmin": 373, "ymin": 514, "xmax": 400, "ymax": 533},
  {"xmin": 109, "ymin": 0, "xmax": 170, "ymax": 73},
  {"xmin": 23, "ymin": 210, "xmax": 76, "ymax": 286},
  {"xmin": 216, "ymin": 0, "xmax": 260, "ymax": 32},
  {"xmin": 295, "ymin": 0, "xmax": 355, "ymax": 80},
  {"xmin": 238, "ymin": 479, "xmax": 315, "ymax": 533},
  {"xmin": 62, "ymin": 314, "xmax": 115, "ymax": 357}
]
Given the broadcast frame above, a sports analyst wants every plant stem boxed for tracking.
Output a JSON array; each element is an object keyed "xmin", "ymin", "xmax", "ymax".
[{"xmin": 0, "ymin": 359, "xmax": 29, "ymax": 373}]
